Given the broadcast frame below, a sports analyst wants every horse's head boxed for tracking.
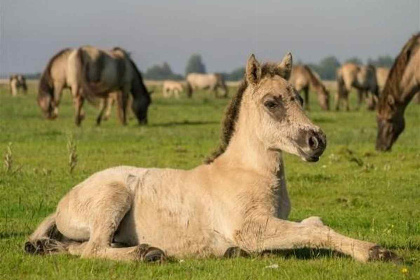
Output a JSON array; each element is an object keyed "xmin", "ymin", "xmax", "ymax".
[
  {"xmin": 243, "ymin": 53, "xmax": 326, "ymax": 162},
  {"xmin": 132, "ymin": 93, "xmax": 151, "ymax": 125},
  {"xmin": 318, "ymin": 85, "xmax": 330, "ymax": 111},
  {"xmin": 37, "ymin": 81, "xmax": 57, "ymax": 120},
  {"xmin": 129, "ymin": 59, "xmax": 152, "ymax": 125},
  {"xmin": 376, "ymin": 95, "xmax": 404, "ymax": 151}
]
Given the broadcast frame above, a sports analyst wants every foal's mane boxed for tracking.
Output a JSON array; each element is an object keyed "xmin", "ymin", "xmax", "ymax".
[
  {"xmin": 38, "ymin": 48, "xmax": 72, "ymax": 98},
  {"xmin": 205, "ymin": 63, "xmax": 288, "ymax": 164},
  {"xmin": 378, "ymin": 33, "xmax": 420, "ymax": 111}
]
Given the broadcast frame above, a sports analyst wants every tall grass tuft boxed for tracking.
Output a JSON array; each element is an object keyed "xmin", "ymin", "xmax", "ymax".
[
  {"xmin": 67, "ymin": 135, "xmax": 78, "ymax": 174},
  {"xmin": 4, "ymin": 142, "xmax": 13, "ymax": 173}
]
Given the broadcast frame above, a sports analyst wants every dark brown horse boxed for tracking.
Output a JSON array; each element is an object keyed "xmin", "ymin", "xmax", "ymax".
[
  {"xmin": 38, "ymin": 46, "xmax": 151, "ymax": 126},
  {"xmin": 376, "ymin": 33, "xmax": 420, "ymax": 151}
]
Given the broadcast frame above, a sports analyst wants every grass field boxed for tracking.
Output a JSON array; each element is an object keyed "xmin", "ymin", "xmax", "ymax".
[{"xmin": 0, "ymin": 83, "xmax": 419, "ymax": 279}]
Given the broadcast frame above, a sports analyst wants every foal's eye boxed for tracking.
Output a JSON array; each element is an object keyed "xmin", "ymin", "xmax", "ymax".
[{"xmin": 264, "ymin": 100, "xmax": 277, "ymax": 109}]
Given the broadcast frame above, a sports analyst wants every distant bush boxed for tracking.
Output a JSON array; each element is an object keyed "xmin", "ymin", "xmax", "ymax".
[
  {"xmin": 221, "ymin": 67, "xmax": 245, "ymax": 81},
  {"xmin": 185, "ymin": 54, "xmax": 206, "ymax": 75},
  {"xmin": 345, "ymin": 57, "xmax": 363, "ymax": 65},
  {"xmin": 143, "ymin": 62, "xmax": 183, "ymax": 80},
  {"xmin": 367, "ymin": 55, "xmax": 394, "ymax": 68}
]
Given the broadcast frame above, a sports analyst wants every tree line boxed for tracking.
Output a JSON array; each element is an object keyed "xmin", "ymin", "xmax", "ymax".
[
  {"xmin": 4, "ymin": 54, "xmax": 394, "ymax": 81},
  {"xmin": 143, "ymin": 53, "xmax": 394, "ymax": 81}
]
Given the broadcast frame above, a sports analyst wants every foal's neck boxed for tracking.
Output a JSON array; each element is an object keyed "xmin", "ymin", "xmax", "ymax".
[{"xmin": 217, "ymin": 118, "xmax": 283, "ymax": 178}]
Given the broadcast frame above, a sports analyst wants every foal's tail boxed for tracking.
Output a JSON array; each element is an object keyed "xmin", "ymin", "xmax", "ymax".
[{"xmin": 24, "ymin": 213, "xmax": 69, "ymax": 255}]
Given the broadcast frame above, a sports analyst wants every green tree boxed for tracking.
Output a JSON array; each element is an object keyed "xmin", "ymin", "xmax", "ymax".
[
  {"xmin": 144, "ymin": 62, "xmax": 183, "ymax": 80},
  {"xmin": 367, "ymin": 55, "xmax": 394, "ymax": 68},
  {"xmin": 318, "ymin": 56, "xmax": 341, "ymax": 80},
  {"xmin": 185, "ymin": 54, "xmax": 206, "ymax": 75},
  {"xmin": 345, "ymin": 57, "xmax": 363, "ymax": 65},
  {"xmin": 228, "ymin": 67, "xmax": 245, "ymax": 81}
]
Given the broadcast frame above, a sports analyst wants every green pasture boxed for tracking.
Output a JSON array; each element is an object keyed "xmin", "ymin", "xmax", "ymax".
[{"xmin": 0, "ymin": 83, "xmax": 419, "ymax": 279}]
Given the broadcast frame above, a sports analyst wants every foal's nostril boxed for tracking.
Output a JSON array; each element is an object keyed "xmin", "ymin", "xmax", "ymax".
[{"xmin": 308, "ymin": 136, "xmax": 319, "ymax": 150}]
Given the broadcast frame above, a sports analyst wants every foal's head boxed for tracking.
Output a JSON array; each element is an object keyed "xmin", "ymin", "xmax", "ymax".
[{"xmin": 243, "ymin": 54, "xmax": 326, "ymax": 162}]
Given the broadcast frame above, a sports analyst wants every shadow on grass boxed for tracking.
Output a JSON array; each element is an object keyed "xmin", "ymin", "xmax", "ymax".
[
  {"xmin": 150, "ymin": 120, "xmax": 219, "ymax": 127},
  {"xmin": 0, "ymin": 231, "xmax": 28, "ymax": 239},
  {"xmin": 262, "ymin": 248, "xmax": 346, "ymax": 260}
]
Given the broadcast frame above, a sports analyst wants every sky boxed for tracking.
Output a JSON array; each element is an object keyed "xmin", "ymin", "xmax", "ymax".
[{"xmin": 0, "ymin": 0, "xmax": 419, "ymax": 76}]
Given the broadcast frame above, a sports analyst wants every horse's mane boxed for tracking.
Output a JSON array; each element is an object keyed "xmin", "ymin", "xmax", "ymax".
[
  {"xmin": 303, "ymin": 65, "xmax": 324, "ymax": 90},
  {"xmin": 127, "ymin": 56, "xmax": 150, "ymax": 101},
  {"xmin": 205, "ymin": 63, "xmax": 289, "ymax": 164},
  {"xmin": 38, "ymin": 48, "xmax": 72, "ymax": 98},
  {"xmin": 378, "ymin": 33, "xmax": 420, "ymax": 112}
]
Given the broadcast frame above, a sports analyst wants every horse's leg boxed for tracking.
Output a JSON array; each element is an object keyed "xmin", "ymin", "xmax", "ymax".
[
  {"xmin": 96, "ymin": 98, "xmax": 107, "ymax": 126},
  {"xmin": 53, "ymin": 82, "xmax": 64, "ymax": 117},
  {"xmin": 64, "ymin": 182, "xmax": 165, "ymax": 262},
  {"xmin": 213, "ymin": 86, "xmax": 218, "ymax": 98},
  {"xmin": 303, "ymin": 87, "xmax": 310, "ymax": 110},
  {"xmin": 335, "ymin": 81, "xmax": 343, "ymax": 111},
  {"xmin": 344, "ymin": 90, "xmax": 350, "ymax": 111},
  {"xmin": 237, "ymin": 217, "xmax": 399, "ymax": 263},
  {"xmin": 116, "ymin": 91, "xmax": 128, "ymax": 125},
  {"xmin": 73, "ymin": 95, "xmax": 85, "ymax": 126},
  {"xmin": 366, "ymin": 92, "xmax": 376, "ymax": 111},
  {"xmin": 356, "ymin": 89, "xmax": 364, "ymax": 110},
  {"xmin": 104, "ymin": 96, "xmax": 115, "ymax": 120}
]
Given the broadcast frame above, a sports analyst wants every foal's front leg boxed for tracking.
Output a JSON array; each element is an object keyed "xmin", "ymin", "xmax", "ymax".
[{"xmin": 236, "ymin": 217, "xmax": 399, "ymax": 263}]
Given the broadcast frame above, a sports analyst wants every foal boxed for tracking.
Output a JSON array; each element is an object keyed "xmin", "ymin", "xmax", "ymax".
[{"xmin": 26, "ymin": 53, "xmax": 398, "ymax": 263}]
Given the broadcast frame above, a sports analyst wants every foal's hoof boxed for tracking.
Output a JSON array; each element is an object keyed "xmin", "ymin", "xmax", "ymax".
[
  {"xmin": 224, "ymin": 247, "xmax": 250, "ymax": 258},
  {"xmin": 368, "ymin": 246, "xmax": 402, "ymax": 263},
  {"xmin": 24, "ymin": 240, "xmax": 45, "ymax": 255},
  {"xmin": 138, "ymin": 244, "xmax": 166, "ymax": 263}
]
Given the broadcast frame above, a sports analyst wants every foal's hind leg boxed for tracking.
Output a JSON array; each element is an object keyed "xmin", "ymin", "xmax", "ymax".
[{"xmin": 66, "ymin": 181, "xmax": 165, "ymax": 262}]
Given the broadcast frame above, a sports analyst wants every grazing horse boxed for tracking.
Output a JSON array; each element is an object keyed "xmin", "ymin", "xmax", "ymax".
[
  {"xmin": 37, "ymin": 46, "xmax": 151, "ymax": 125},
  {"xmin": 336, "ymin": 63, "xmax": 378, "ymax": 111},
  {"xmin": 162, "ymin": 80, "xmax": 184, "ymax": 98},
  {"xmin": 186, "ymin": 73, "xmax": 228, "ymax": 98},
  {"xmin": 289, "ymin": 65, "xmax": 330, "ymax": 110},
  {"xmin": 9, "ymin": 74, "xmax": 27, "ymax": 96},
  {"xmin": 376, "ymin": 33, "xmax": 420, "ymax": 151},
  {"xmin": 376, "ymin": 67, "xmax": 390, "ymax": 93},
  {"xmin": 25, "ymin": 53, "xmax": 398, "ymax": 263}
]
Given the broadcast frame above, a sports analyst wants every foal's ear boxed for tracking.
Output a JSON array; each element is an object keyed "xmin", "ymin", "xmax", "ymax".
[
  {"xmin": 246, "ymin": 54, "xmax": 262, "ymax": 85},
  {"xmin": 278, "ymin": 52, "xmax": 293, "ymax": 80},
  {"xmin": 126, "ymin": 174, "xmax": 140, "ymax": 189}
]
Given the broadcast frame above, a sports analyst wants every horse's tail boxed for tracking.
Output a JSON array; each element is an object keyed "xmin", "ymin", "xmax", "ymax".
[
  {"xmin": 186, "ymin": 80, "xmax": 193, "ymax": 98},
  {"xmin": 24, "ymin": 213, "xmax": 69, "ymax": 255}
]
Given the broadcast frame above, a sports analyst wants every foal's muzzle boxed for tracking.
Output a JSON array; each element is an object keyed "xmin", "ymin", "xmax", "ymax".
[{"xmin": 303, "ymin": 130, "xmax": 327, "ymax": 162}]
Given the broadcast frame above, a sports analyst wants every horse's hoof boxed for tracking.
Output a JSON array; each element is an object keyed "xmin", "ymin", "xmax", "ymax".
[
  {"xmin": 138, "ymin": 244, "xmax": 166, "ymax": 262},
  {"xmin": 368, "ymin": 246, "xmax": 402, "ymax": 264}
]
